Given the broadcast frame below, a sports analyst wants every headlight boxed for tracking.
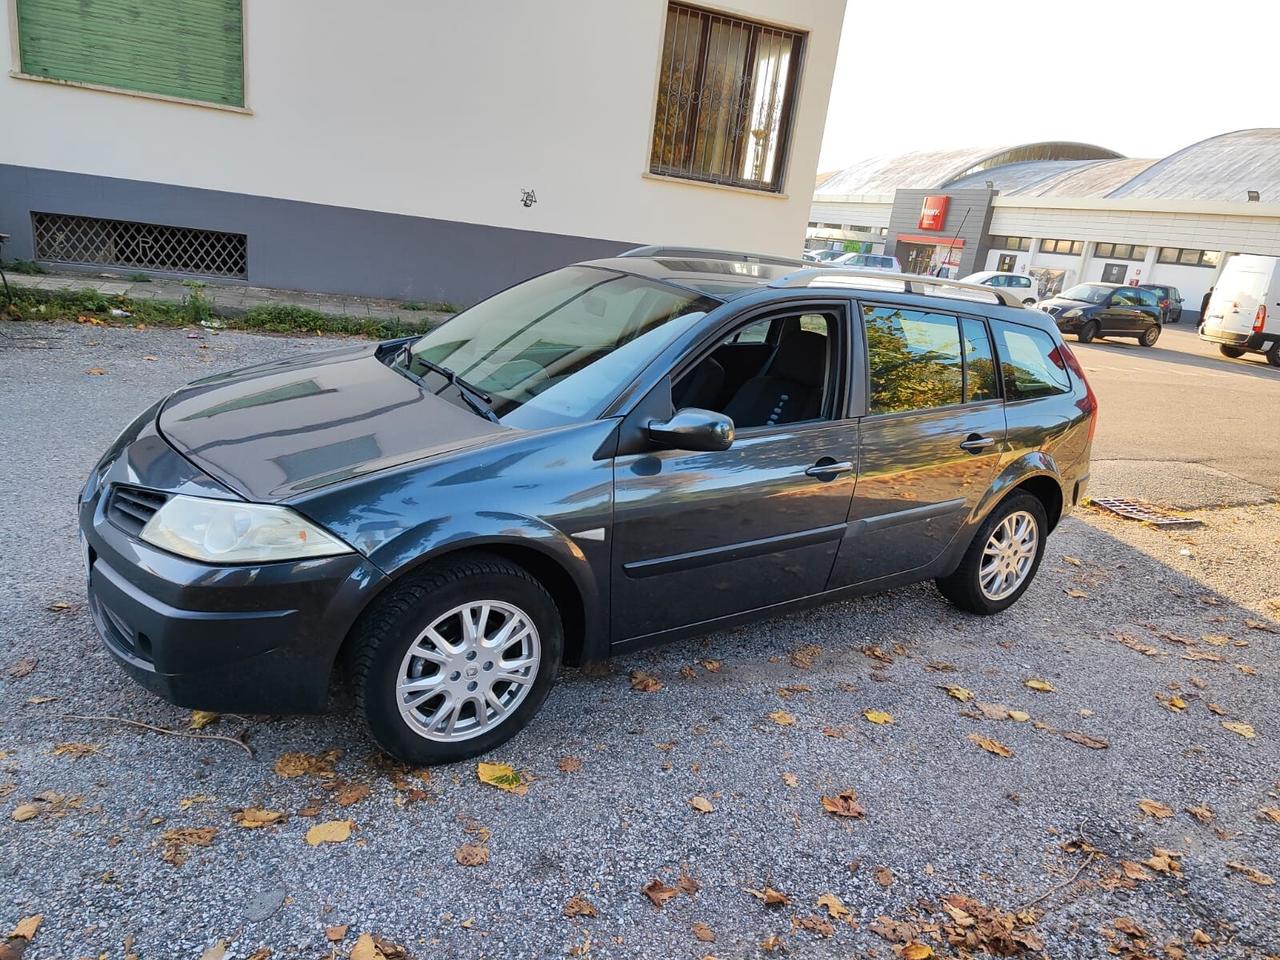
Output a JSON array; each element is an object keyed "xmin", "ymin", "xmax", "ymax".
[{"xmin": 140, "ymin": 495, "xmax": 353, "ymax": 563}]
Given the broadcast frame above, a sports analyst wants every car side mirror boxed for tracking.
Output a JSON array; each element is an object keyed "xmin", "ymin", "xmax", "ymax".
[{"xmin": 647, "ymin": 408, "xmax": 734, "ymax": 452}]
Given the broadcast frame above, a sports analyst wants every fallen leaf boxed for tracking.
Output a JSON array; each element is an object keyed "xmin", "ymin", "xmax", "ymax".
[
  {"xmin": 760, "ymin": 933, "xmax": 785, "ymax": 952},
  {"xmin": 767, "ymin": 710, "xmax": 796, "ymax": 726},
  {"xmin": 454, "ymin": 843, "xmax": 489, "ymax": 867},
  {"xmin": 1201, "ymin": 634, "xmax": 1231, "ymax": 646},
  {"xmin": 233, "ymin": 808, "xmax": 285, "ymax": 829},
  {"xmin": 863, "ymin": 709, "xmax": 894, "ymax": 725},
  {"xmin": 24, "ymin": 695, "xmax": 56, "ymax": 705},
  {"xmin": 1185, "ymin": 805, "xmax": 1214, "ymax": 825},
  {"xmin": 188, "ymin": 710, "xmax": 219, "ymax": 730},
  {"xmin": 1226, "ymin": 860, "xmax": 1274, "ymax": 885},
  {"xmin": 699, "ymin": 658, "xmax": 722, "ymax": 673},
  {"xmin": 1062, "ymin": 730, "xmax": 1109, "ymax": 749},
  {"xmin": 273, "ymin": 750, "xmax": 341, "ymax": 779},
  {"xmin": 942, "ymin": 685, "xmax": 974, "ymax": 702},
  {"xmin": 1120, "ymin": 860, "xmax": 1152, "ymax": 881},
  {"xmin": 50, "ymin": 742, "xmax": 101, "ymax": 759},
  {"xmin": 967, "ymin": 734, "xmax": 1012, "ymax": 758},
  {"xmin": 817, "ymin": 892, "xmax": 850, "ymax": 920},
  {"xmin": 1258, "ymin": 807, "xmax": 1280, "ymax": 824},
  {"xmin": 563, "ymin": 895, "xmax": 597, "ymax": 918},
  {"xmin": 745, "ymin": 886, "xmax": 790, "ymax": 907},
  {"xmin": 11, "ymin": 802, "xmax": 41, "ymax": 822},
  {"xmin": 1192, "ymin": 929, "xmax": 1211, "ymax": 946},
  {"xmin": 162, "ymin": 826, "xmax": 217, "ymax": 865},
  {"xmin": 325, "ymin": 925, "xmax": 349, "ymax": 941},
  {"xmin": 630, "ymin": 670, "xmax": 663, "ymax": 692},
  {"xmin": 1007, "ymin": 709, "xmax": 1030, "ymax": 723},
  {"xmin": 1062, "ymin": 555, "xmax": 1082, "ymax": 566},
  {"xmin": 1145, "ymin": 848, "xmax": 1183, "ymax": 875},
  {"xmin": 198, "ymin": 941, "xmax": 228, "ymax": 960},
  {"xmin": 349, "ymin": 934, "xmax": 379, "ymax": 960},
  {"xmin": 794, "ymin": 914, "xmax": 835, "ymax": 938},
  {"xmin": 690, "ymin": 795, "xmax": 715, "ymax": 814},
  {"xmin": 692, "ymin": 921, "xmax": 715, "ymax": 943},
  {"xmin": 304, "ymin": 820, "xmax": 352, "ymax": 846},
  {"xmin": 1158, "ymin": 693, "xmax": 1188, "ymax": 712},
  {"xmin": 85, "ymin": 367, "xmax": 108, "ymax": 376},
  {"xmin": 46, "ymin": 600, "xmax": 72, "ymax": 612},
  {"xmin": 776, "ymin": 684, "xmax": 812, "ymax": 698},
  {"xmin": 557, "ymin": 756, "xmax": 582, "ymax": 773},
  {"xmin": 643, "ymin": 879, "xmax": 678, "ymax": 908},
  {"xmin": 7, "ymin": 658, "xmax": 36, "ymax": 678},
  {"xmin": 790, "ymin": 644, "xmax": 822, "ymax": 668},
  {"xmin": 333, "ymin": 781, "xmax": 371, "ymax": 807},
  {"xmin": 1024, "ymin": 678, "xmax": 1055, "ymax": 692},
  {"xmin": 820, "ymin": 789, "xmax": 866, "ymax": 818},
  {"xmin": 1064, "ymin": 587, "xmax": 1088, "ymax": 599},
  {"xmin": 902, "ymin": 943, "xmax": 934, "ymax": 960},
  {"xmin": 1244, "ymin": 619, "xmax": 1277, "ymax": 633},
  {"xmin": 143, "ymin": 355, "xmax": 159, "ymax": 361},
  {"xmin": 679, "ymin": 665, "xmax": 697, "ymax": 680},
  {"xmin": 1221, "ymin": 721, "xmax": 1255, "ymax": 739},
  {"xmin": 9, "ymin": 915, "xmax": 42, "ymax": 940},
  {"xmin": 874, "ymin": 866, "xmax": 893, "ymax": 887},
  {"xmin": 1137, "ymin": 799, "xmax": 1174, "ymax": 819},
  {"xmin": 781, "ymin": 772, "xmax": 798, "ymax": 788},
  {"xmin": 1113, "ymin": 917, "xmax": 1148, "ymax": 939},
  {"xmin": 476, "ymin": 761, "xmax": 528, "ymax": 795},
  {"xmin": 677, "ymin": 870, "xmax": 700, "ymax": 895},
  {"xmin": 179, "ymin": 794, "xmax": 215, "ymax": 811}
]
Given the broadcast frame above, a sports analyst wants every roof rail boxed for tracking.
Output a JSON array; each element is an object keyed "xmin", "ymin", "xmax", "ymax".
[
  {"xmin": 617, "ymin": 245, "xmax": 810, "ymax": 268},
  {"xmin": 767, "ymin": 268, "xmax": 1026, "ymax": 309}
]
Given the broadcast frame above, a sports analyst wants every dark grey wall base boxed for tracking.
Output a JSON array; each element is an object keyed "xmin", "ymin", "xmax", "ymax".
[
  {"xmin": 0, "ymin": 164, "xmax": 635, "ymax": 305},
  {"xmin": 884, "ymin": 188, "xmax": 996, "ymax": 279}
]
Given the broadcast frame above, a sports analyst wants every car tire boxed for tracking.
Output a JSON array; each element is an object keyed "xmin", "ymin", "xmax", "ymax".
[
  {"xmin": 1139, "ymin": 324, "xmax": 1161, "ymax": 347},
  {"xmin": 935, "ymin": 492, "xmax": 1048, "ymax": 616},
  {"xmin": 1077, "ymin": 321, "xmax": 1099, "ymax": 344},
  {"xmin": 351, "ymin": 552, "xmax": 563, "ymax": 765},
  {"xmin": 1022, "ymin": 297, "xmax": 1036, "ymax": 306},
  {"xmin": 1218, "ymin": 345, "xmax": 1246, "ymax": 359},
  {"xmin": 1268, "ymin": 344, "xmax": 1280, "ymax": 368}
]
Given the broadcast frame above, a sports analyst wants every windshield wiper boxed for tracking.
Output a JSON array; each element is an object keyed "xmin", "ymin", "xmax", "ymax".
[{"xmin": 389, "ymin": 343, "xmax": 500, "ymax": 424}]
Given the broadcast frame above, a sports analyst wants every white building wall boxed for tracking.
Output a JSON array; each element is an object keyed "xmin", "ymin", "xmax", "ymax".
[{"xmin": 0, "ymin": 0, "xmax": 845, "ymax": 255}]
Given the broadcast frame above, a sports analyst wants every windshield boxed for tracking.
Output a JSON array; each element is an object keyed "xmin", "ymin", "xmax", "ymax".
[
  {"xmin": 408, "ymin": 266, "xmax": 718, "ymax": 429},
  {"xmin": 1061, "ymin": 283, "xmax": 1113, "ymax": 304}
]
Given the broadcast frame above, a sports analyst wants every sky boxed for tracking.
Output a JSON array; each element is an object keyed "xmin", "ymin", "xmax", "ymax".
[{"xmin": 817, "ymin": 0, "xmax": 1271, "ymax": 173}]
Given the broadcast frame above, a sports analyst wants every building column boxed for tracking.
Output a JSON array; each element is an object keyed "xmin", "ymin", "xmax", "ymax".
[
  {"xmin": 1075, "ymin": 241, "xmax": 1094, "ymax": 287},
  {"xmin": 1135, "ymin": 245, "xmax": 1157, "ymax": 286},
  {"xmin": 1023, "ymin": 238, "xmax": 1041, "ymax": 273}
]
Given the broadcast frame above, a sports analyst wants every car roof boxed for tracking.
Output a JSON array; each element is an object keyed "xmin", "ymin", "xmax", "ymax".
[{"xmin": 581, "ymin": 256, "xmax": 799, "ymax": 301}]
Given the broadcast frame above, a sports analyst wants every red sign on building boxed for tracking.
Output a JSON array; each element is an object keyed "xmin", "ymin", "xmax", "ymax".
[{"xmin": 918, "ymin": 195, "xmax": 949, "ymax": 231}]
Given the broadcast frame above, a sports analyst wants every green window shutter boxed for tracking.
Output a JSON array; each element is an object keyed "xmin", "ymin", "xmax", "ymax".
[{"xmin": 16, "ymin": 0, "xmax": 244, "ymax": 107}]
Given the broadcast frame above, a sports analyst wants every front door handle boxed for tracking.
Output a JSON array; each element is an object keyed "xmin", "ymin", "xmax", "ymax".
[
  {"xmin": 805, "ymin": 459, "xmax": 854, "ymax": 479},
  {"xmin": 959, "ymin": 434, "xmax": 995, "ymax": 453}
]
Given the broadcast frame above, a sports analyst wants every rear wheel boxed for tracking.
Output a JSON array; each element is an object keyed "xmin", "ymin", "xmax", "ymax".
[
  {"xmin": 1077, "ymin": 321, "xmax": 1099, "ymax": 344},
  {"xmin": 936, "ymin": 493, "xmax": 1047, "ymax": 615},
  {"xmin": 1139, "ymin": 324, "xmax": 1161, "ymax": 347},
  {"xmin": 1219, "ymin": 345, "xmax": 1246, "ymax": 359},
  {"xmin": 352, "ymin": 553, "xmax": 563, "ymax": 764},
  {"xmin": 1267, "ymin": 344, "xmax": 1280, "ymax": 368}
]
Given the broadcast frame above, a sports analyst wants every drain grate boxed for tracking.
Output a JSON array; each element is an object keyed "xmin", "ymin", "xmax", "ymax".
[{"xmin": 1089, "ymin": 497, "xmax": 1203, "ymax": 528}]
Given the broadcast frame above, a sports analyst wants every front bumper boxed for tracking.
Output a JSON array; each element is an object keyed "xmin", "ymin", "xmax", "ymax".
[{"xmin": 80, "ymin": 421, "xmax": 388, "ymax": 713}]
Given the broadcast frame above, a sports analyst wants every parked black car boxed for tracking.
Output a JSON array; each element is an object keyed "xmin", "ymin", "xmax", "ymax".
[
  {"xmin": 1038, "ymin": 283, "xmax": 1163, "ymax": 345},
  {"xmin": 1138, "ymin": 283, "xmax": 1183, "ymax": 323},
  {"xmin": 79, "ymin": 252, "xmax": 1096, "ymax": 764}
]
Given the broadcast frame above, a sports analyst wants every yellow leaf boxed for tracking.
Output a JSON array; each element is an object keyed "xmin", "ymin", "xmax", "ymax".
[
  {"xmin": 820, "ymin": 789, "xmax": 865, "ymax": 818},
  {"xmin": 188, "ymin": 710, "xmax": 219, "ymax": 730},
  {"xmin": 1062, "ymin": 555, "xmax": 1082, "ymax": 566},
  {"xmin": 234, "ymin": 808, "xmax": 286, "ymax": 829},
  {"xmin": 744, "ymin": 885, "xmax": 790, "ymax": 906},
  {"xmin": 767, "ymin": 710, "xmax": 795, "ymax": 726},
  {"xmin": 863, "ymin": 709, "xmax": 894, "ymax": 725},
  {"xmin": 1258, "ymin": 807, "xmax": 1280, "ymax": 824},
  {"xmin": 692, "ymin": 921, "xmax": 716, "ymax": 942},
  {"xmin": 1137, "ymin": 799, "xmax": 1174, "ymax": 819},
  {"xmin": 816, "ymin": 893, "xmax": 849, "ymax": 920},
  {"xmin": 1226, "ymin": 860, "xmax": 1275, "ymax": 885},
  {"xmin": 325, "ymin": 925, "xmax": 349, "ymax": 941},
  {"xmin": 690, "ymin": 795, "xmax": 715, "ymax": 813},
  {"xmin": 50, "ymin": 742, "xmax": 101, "ymax": 759},
  {"xmin": 1008, "ymin": 710, "xmax": 1031, "ymax": 723},
  {"xmin": 476, "ymin": 761, "xmax": 528, "ymax": 795},
  {"xmin": 902, "ymin": 943, "xmax": 934, "ymax": 960},
  {"xmin": 1201, "ymin": 634, "xmax": 1231, "ymax": 646},
  {"xmin": 1064, "ymin": 587, "xmax": 1088, "ymax": 598},
  {"xmin": 455, "ymin": 843, "xmax": 489, "ymax": 867},
  {"xmin": 630, "ymin": 670, "xmax": 663, "ymax": 692},
  {"xmin": 1221, "ymin": 721, "xmax": 1256, "ymax": 739},
  {"xmin": 1024, "ymin": 678, "xmax": 1055, "ymax": 693},
  {"xmin": 11, "ymin": 803, "xmax": 40, "ymax": 822},
  {"xmin": 10, "ymin": 915, "xmax": 42, "ymax": 940},
  {"xmin": 179, "ymin": 793, "xmax": 215, "ymax": 811},
  {"xmin": 781, "ymin": 772, "xmax": 798, "ymax": 788},
  {"xmin": 967, "ymin": 734, "xmax": 1012, "ymax": 758},
  {"xmin": 350, "ymin": 933, "xmax": 381, "ymax": 960},
  {"xmin": 942, "ymin": 685, "xmax": 974, "ymax": 702},
  {"xmin": 304, "ymin": 820, "xmax": 352, "ymax": 845}
]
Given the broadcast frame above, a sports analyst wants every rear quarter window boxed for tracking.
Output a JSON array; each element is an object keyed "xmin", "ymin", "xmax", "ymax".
[{"xmin": 991, "ymin": 320, "xmax": 1071, "ymax": 401}]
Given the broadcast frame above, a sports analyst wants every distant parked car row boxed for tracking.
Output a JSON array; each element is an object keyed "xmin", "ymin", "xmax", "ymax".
[{"xmin": 802, "ymin": 249, "xmax": 902, "ymax": 272}]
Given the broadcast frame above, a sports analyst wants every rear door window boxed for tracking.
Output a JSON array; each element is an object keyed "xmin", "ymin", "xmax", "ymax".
[{"xmin": 991, "ymin": 320, "xmax": 1071, "ymax": 400}]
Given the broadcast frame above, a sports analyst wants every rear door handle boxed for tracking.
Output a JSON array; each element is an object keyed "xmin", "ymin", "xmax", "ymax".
[
  {"xmin": 959, "ymin": 435, "xmax": 995, "ymax": 453},
  {"xmin": 805, "ymin": 459, "xmax": 854, "ymax": 478}
]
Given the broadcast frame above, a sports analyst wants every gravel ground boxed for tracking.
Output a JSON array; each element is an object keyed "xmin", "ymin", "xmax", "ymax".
[{"xmin": 1, "ymin": 321, "xmax": 1278, "ymax": 960}]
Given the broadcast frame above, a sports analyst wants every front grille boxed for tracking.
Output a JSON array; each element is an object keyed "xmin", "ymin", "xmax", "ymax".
[
  {"xmin": 107, "ymin": 486, "xmax": 169, "ymax": 537},
  {"xmin": 32, "ymin": 212, "xmax": 248, "ymax": 279}
]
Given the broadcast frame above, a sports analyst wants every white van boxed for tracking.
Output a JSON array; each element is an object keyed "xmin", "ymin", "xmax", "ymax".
[{"xmin": 1199, "ymin": 254, "xmax": 1280, "ymax": 366}]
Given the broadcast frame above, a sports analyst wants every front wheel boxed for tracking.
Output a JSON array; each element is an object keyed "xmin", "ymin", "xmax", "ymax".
[
  {"xmin": 1077, "ymin": 321, "xmax": 1099, "ymax": 344},
  {"xmin": 1139, "ymin": 324, "xmax": 1161, "ymax": 347},
  {"xmin": 1219, "ymin": 345, "xmax": 1246, "ymax": 359},
  {"xmin": 351, "ymin": 553, "xmax": 563, "ymax": 764},
  {"xmin": 936, "ymin": 493, "xmax": 1047, "ymax": 615}
]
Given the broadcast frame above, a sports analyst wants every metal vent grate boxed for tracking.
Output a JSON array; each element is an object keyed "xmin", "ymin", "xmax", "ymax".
[
  {"xmin": 1089, "ymin": 497, "xmax": 1203, "ymax": 528},
  {"xmin": 32, "ymin": 212, "xmax": 247, "ymax": 279}
]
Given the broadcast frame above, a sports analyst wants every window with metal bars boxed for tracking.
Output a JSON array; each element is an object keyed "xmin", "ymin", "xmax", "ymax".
[
  {"xmin": 650, "ymin": 3, "xmax": 805, "ymax": 193},
  {"xmin": 31, "ymin": 213, "xmax": 247, "ymax": 279}
]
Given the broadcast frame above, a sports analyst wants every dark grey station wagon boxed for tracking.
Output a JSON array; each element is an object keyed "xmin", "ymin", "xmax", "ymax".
[{"xmin": 79, "ymin": 249, "xmax": 1096, "ymax": 763}]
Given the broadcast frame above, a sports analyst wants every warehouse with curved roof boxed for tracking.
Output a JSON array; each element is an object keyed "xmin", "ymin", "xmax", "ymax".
[{"xmin": 808, "ymin": 129, "xmax": 1280, "ymax": 318}]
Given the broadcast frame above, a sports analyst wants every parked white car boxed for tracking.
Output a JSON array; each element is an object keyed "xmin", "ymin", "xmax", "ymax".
[
  {"xmin": 960, "ymin": 271, "xmax": 1039, "ymax": 305},
  {"xmin": 831, "ymin": 252, "xmax": 901, "ymax": 272},
  {"xmin": 1199, "ymin": 254, "xmax": 1280, "ymax": 366}
]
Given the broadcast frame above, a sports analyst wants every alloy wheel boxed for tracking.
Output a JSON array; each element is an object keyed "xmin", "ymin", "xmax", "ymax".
[
  {"xmin": 978, "ymin": 510, "xmax": 1039, "ymax": 601},
  {"xmin": 396, "ymin": 600, "xmax": 541, "ymax": 741}
]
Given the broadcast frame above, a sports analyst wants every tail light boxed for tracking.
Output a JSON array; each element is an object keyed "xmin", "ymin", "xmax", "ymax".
[
  {"xmin": 1160, "ymin": 298, "xmax": 1170, "ymax": 308},
  {"xmin": 1055, "ymin": 341, "xmax": 1098, "ymax": 443},
  {"xmin": 1254, "ymin": 304, "xmax": 1267, "ymax": 333}
]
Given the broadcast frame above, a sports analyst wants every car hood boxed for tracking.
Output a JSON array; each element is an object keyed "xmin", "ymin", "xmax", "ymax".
[
  {"xmin": 158, "ymin": 343, "xmax": 508, "ymax": 502},
  {"xmin": 1039, "ymin": 297, "xmax": 1093, "ymax": 312}
]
